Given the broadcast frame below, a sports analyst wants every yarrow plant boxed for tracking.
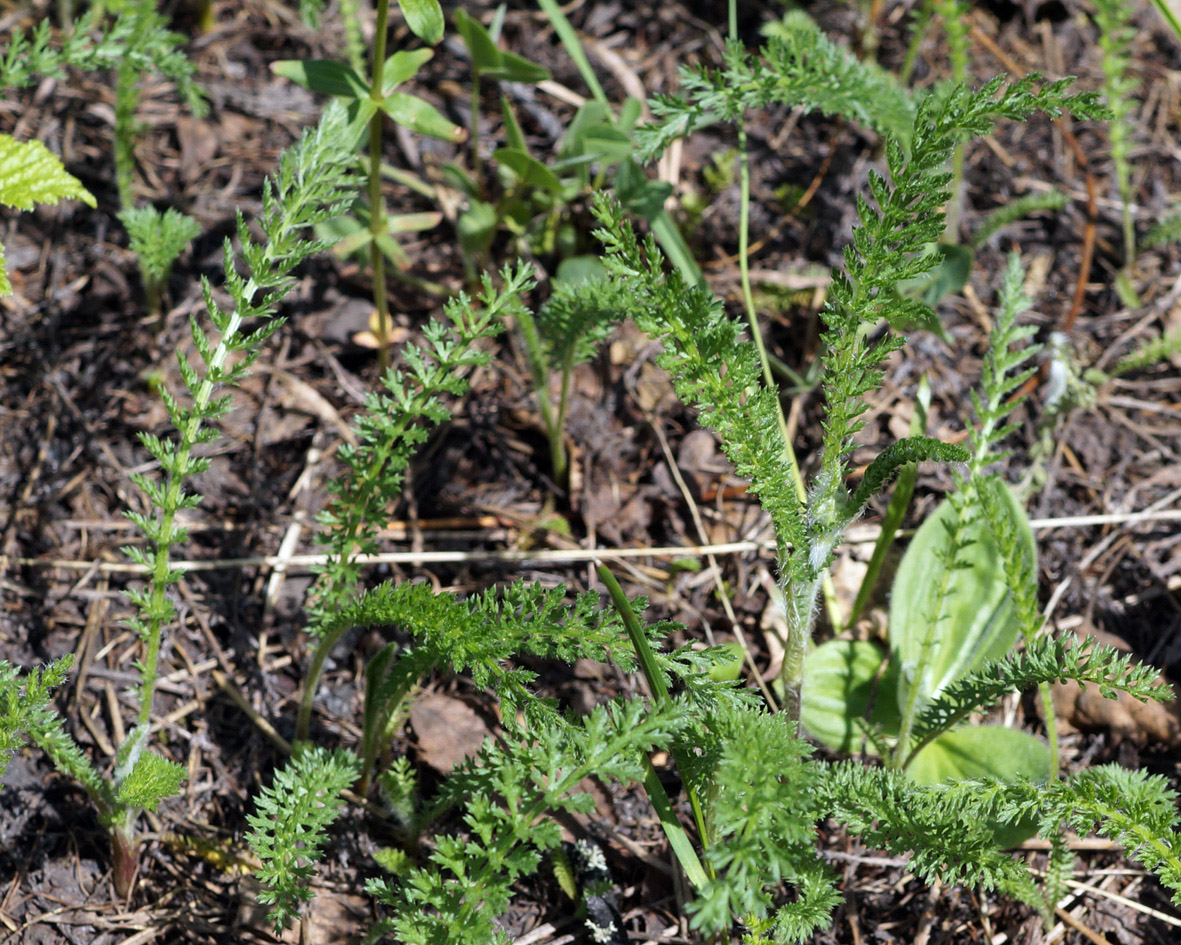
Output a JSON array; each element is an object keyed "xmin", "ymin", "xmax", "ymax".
[
  {"xmin": 0, "ymin": 102, "xmax": 356, "ymax": 896},
  {"xmin": 237, "ymin": 72, "xmax": 1181, "ymax": 945}
]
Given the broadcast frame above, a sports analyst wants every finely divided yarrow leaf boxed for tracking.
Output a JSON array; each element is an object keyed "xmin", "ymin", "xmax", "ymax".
[
  {"xmin": 637, "ymin": 11, "xmax": 913, "ymax": 161},
  {"xmin": 247, "ymin": 746, "xmax": 360, "ymax": 933}
]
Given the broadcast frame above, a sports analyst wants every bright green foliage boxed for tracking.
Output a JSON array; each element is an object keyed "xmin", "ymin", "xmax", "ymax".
[
  {"xmin": 453, "ymin": 9, "xmax": 550, "ymax": 84},
  {"xmin": 967, "ymin": 254, "xmax": 1040, "ymax": 473},
  {"xmin": 812, "ymin": 83, "xmax": 1094, "ymax": 563},
  {"xmin": 824, "ymin": 763, "xmax": 1051, "ymax": 911},
  {"xmin": 0, "ymin": 136, "xmax": 96, "ymax": 212},
  {"xmin": 801, "ymin": 640, "xmax": 900, "ymax": 753},
  {"xmin": 247, "ymin": 745, "xmax": 360, "ymax": 932},
  {"xmin": 271, "ymin": 53, "xmax": 461, "ymax": 143},
  {"xmin": 327, "ymin": 581, "xmax": 638, "ymax": 715},
  {"xmin": 592, "ymin": 197, "xmax": 807, "ymax": 565},
  {"xmin": 111, "ymin": 0, "xmax": 205, "ymax": 205},
  {"xmin": 366, "ymin": 698, "xmax": 685, "ymax": 944},
  {"xmin": 377, "ymin": 756, "xmax": 420, "ymax": 832},
  {"xmin": 296, "ymin": 265, "xmax": 531, "ymax": 741},
  {"xmin": 0, "ymin": 135, "xmax": 96, "ymax": 295},
  {"xmin": 532, "ymin": 268, "xmax": 630, "ymax": 373},
  {"xmin": 327, "ymin": 579, "xmax": 643, "ymax": 785},
  {"xmin": 114, "ymin": 749, "xmax": 186, "ymax": 810},
  {"xmin": 606, "ymin": 78, "xmax": 1103, "ymax": 715},
  {"xmin": 687, "ymin": 705, "xmax": 839, "ymax": 943},
  {"xmin": 0, "ymin": 8, "xmax": 203, "ymax": 114},
  {"xmin": 0, "ymin": 657, "xmax": 81, "ymax": 778},
  {"xmin": 848, "ymin": 436, "xmax": 968, "ymax": 518},
  {"xmin": 396, "ymin": 0, "xmax": 445, "ymax": 45},
  {"xmin": 1050, "ymin": 765, "xmax": 1181, "ymax": 899},
  {"xmin": 825, "ymin": 761, "xmax": 1181, "ymax": 914},
  {"xmin": 0, "ymin": 657, "xmax": 116, "ymax": 820},
  {"xmin": 891, "ymin": 479, "xmax": 1035, "ymax": 724},
  {"xmin": 637, "ymin": 11, "xmax": 914, "ymax": 162},
  {"xmin": 124, "ymin": 101, "xmax": 356, "ymax": 723},
  {"xmin": 272, "ymin": 0, "xmax": 463, "ymax": 366},
  {"xmin": 516, "ymin": 268, "xmax": 632, "ymax": 485},
  {"xmin": 908, "ymin": 635, "xmax": 1168, "ymax": 756},
  {"xmin": 305, "ymin": 266, "xmax": 529, "ymax": 634},
  {"xmin": 299, "ymin": 0, "xmax": 327, "ymax": 28},
  {"xmin": 80, "ymin": 102, "xmax": 354, "ymax": 890},
  {"xmin": 118, "ymin": 205, "xmax": 201, "ymax": 312}
]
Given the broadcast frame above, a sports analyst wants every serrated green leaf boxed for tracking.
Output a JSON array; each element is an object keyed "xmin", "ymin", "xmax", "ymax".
[
  {"xmin": 271, "ymin": 59, "xmax": 368, "ymax": 99},
  {"xmin": 0, "ymin": 135, "xmax": 95, "ymax": 212},
  {"xmin": 115, "ymin": 750, "xmax": 186, "ymax": 809},
  {"xmin": 908, "ymin": 725, "xmax": 1051, "ymax": 846},
  {"xmin": 0, "ymin": 135, "xmax": 94, "ymax": 295}
]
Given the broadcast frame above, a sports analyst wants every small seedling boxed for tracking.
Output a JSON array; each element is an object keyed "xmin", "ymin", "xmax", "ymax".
[
  {"xmin": 273, "ymin": 0, "xmax": 464, "ymax": 365},
  {"xmin": 118, "ymin": 205, "xmax": 201, "ymax": 317},
  {"xmin": 515, "ymin": 260, "xmax": 629, "ymax": 489}
]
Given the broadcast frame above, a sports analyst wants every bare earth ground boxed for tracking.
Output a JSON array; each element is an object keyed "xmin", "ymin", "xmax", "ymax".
[{"xmin": 1, "ymin": 0, "xmax": 1180, "ymax": 942}]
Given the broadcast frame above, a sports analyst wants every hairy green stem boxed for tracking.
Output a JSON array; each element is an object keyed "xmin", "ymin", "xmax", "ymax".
[{"xmin": 728, "ymin": 11, "xmax": 843, "ymax": 643}]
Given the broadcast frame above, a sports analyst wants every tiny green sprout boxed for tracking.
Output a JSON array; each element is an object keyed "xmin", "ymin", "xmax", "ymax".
[{"xmin": 118, "ymin": 205, "xmax": 201, "ymax": 317}]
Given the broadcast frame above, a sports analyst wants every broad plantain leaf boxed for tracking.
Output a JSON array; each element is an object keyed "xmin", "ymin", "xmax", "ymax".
[
  {"xmin": 892, "ymin": 478, "xmax": 1035, "ymax": 712},
  {"xmin": 801, "ymin": 640, "xmax": 900, "ymax": 753}
]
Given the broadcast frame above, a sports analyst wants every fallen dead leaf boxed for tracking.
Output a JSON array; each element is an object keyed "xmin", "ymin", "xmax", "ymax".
[
  {"xmin": 409, "ymin": 693, "xmax": 492, "ymax": 774},
  {"xmin": 1051, "ymin": 625, "xmax": 1181, "ymax": 748}
]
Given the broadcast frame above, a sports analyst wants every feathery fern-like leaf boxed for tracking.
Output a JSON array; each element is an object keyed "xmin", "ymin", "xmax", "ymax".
[{"xmin": 247, "ymin": 745, "xmax": 360, "ymax": 932}]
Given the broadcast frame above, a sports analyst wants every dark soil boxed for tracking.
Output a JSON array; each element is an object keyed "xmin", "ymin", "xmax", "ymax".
[{"xmin": 2, "ymin": 0, "xmax": 1180, "ymax": 942}]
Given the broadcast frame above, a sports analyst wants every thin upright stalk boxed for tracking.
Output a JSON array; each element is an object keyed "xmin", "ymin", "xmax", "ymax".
[
  {"xmin": 598, "ymin": 565, "xmax": 712, "ymax": 881},
  {"xmin": 728, "ymin": 0, "xmax": 843, "ymax": 639},
  {"xmin": 368, "ymin": 0, "xmax": 393, "ymax": 370}
]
